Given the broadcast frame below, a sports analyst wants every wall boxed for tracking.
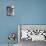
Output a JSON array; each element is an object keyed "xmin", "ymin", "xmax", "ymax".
[{"xmin": 0, "ymin": 0, "xmax": 46, "ymax": 44}]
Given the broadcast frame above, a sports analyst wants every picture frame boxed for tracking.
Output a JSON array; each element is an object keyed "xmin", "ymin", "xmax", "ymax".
[{"xmin": 6, "ymin": 5, "xmax": 14, "ymax": 16}]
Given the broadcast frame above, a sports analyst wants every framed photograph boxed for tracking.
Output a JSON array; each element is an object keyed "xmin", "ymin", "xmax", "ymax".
[{"xmin": 6, "ymin": 5, "xmax": 14, "ymax": 16}]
